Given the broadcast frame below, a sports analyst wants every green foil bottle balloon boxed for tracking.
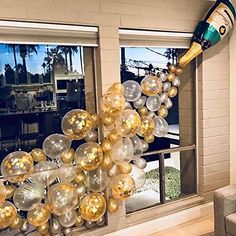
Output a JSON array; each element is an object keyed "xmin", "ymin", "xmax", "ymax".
[{"xmin": 179, "ymin": 0, "xmax": 235, "ymax": 68}]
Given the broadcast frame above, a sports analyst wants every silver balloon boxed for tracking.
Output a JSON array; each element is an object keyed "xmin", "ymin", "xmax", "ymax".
[
  {"xmin": 159, "ymin": 72, "xmax": 167, "ymax": 82},
  {"xmin": 31, "ymin": 161, "xmax": 58, "ymax": 186},
  {"xmin": 58, "ymin": 209, "xmax": 77, "ymax": 227},
  {"xmin": 58, "ymin": 163, "xmax": 78, "ymax": 182},
  {"xmin": 153, "ymin": 116, "xmax": 169, "ymax": 137},
  {"xmin": 124, "ymin": 101, "xmax": 133, "ymax": 110},
  {"xmin": 84, "ymin": 130, "xmax": 98, "ymax": 142},
  {"xmin": 96, "ymin": 216, "xmax": 106, "ymax": 227},
  {"xmin": 146, "ymin": 95, "xmax": 161, "ymax": 111},
  {"xmin": 50, "ymin": 217, "xmax": 62, "ymax": 235},
  {"xmin": 141, "ymin": 140, "xmax": 149, "ymax": 152},
  {"xmin": 165, "ymin": 98, "xmax": 173, "ymax": 109},
  {"xmin": 133, "ymin": 96, "xmax": 147, "ymax": 109},
  {"xmin": 63, "ymin": 227, "xmax": 73, "ymax": 236},
  {"xmin": 20, "ymin": 220, "xmax": 29, "ymax": 233},
  {"xmin": 85, "ymin": 221, "xmax": 95, "ymax": 229},
  {"xmin": 43, "ymin": 133, "xmax": 71, "ymax": 159},
  {"xmin": 129, "ymin": 164, "xmax": 146, "ymax": 189},
  {"xmin": 160, "ymin": 92, "xmax": 168, "ymax": 103},
  {"xmin": 108, "ymin": 164, "xmax": 119, "ymax": 177},
  {"xmin": 172, "ymin": 76, "xmax": 181, "ymax": 87},
  {"xmin": 76, "ymin": 183, "xmax": 86, "ymax": 197},
  {"xmin": 123, "ymin": 80, "xmax": 142, "ymax": 102},
  {"xmin": 88, "ymin": 168, "xmax": 108, "ymax": 193},
  {"xmin": 133, "ymin": 158, "xmax": 147, "ymax": 169},
  {"xmin": 162, "ymin": 82, "xmax": 171, "ymax": 92},
  {"xmin": 130, "ymin": 135, "xmax": 143, "ymax": 159}
]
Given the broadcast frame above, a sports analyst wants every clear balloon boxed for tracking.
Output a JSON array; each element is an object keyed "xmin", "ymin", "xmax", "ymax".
[
  {"xmin": 165, "ymin": 98, "xmax": 173, "ymax": 109},
  {"xmin": 162, "ymin": 82, "xmax": 171, "ymax": 92},
  {"xmin": 31, "ymin": 161, "xmax": 58, "ymax": 186},
  {"xmin": 58, "ymin": 209, "xmax": 77, "ymax": 227},
  {"xmin": 160, "ymin": 92, "xmax": 168, "ymax": 103},
  {"xmin": 111, "ymin": 174, "xmax": 135, "ymax": 200},
  {"xmin": 153, "ymin": 116, "xmax": 169, "ymax": 137},
  {"xmin": 0, "ymin": 201, "xmax": 17, "ymax": 229},
  {"xmin": 27, "ymin": 203, "xmax": 51, "ymax": 227},
  {"xmin": 1, "ymin": 151, "xmax": 34, "ymax": 183},
  {"xmin": 36, "ymin": 222, "xmax": 49, "ymax": 235},
  {"xmin": 146, "ymin": 95, "xmax": 161, "ymax": 111},
  {"xmin": 13, "ymin": 180, "xmax": 45, "ymax": 211},
  {"xmin": 100, "ymin": 91, "xmax": 125, "ymax": 116},
  {"xmin": 61, "ymin": 109, "xmax": 93, "ymax": 140},
  {"xmin": 159, "ymin": 72, "xmax": 167, "ymax": 82},
  {"xmin": 115, "ymin": 109, "xmax": 141, "ymax": 137},
  {"xmin": 138, "ymin": 116, "xmax": 155, "ymax": 137},
  {"xmin": 50, "ymin": 218, "xmax": 62, "ymax": 235},
  {"xmin": 96, "ymin": 216, "xmax": 106, "ymax": 227},
  {"xmin": 76, "ymin": 183, "xmax": 86, "ymax": 197},
  {"xmin": 58, "ymin": 163, "xmax": 78, "ymax": 182},
  {"xmin": 80, "ymin": 193, "xmax": 106, "ymax": 222},
  {"xmin": 141, "ymin": 75, "xmax": 162, "ymax": 96},
  {"xmin": 123, "ymin": 80, "xmax": 142, "ymax": 102},
  {"xmin": 133, "ymin": 158, "xmax": 147, "ymax": 169},
  {"xmin": 124, "ymin": 101, "xmax": 133, "ymax": 110},
  {"xmin": 111, "ymin": 138, "xmax": 134, "ymax": 164},
  {"xmin": 74, "ymin": 142, "xmax": 103, "ymax": 171},
  {"xmin": 129, "ymin": 164, "xmax": 146, "ymax": 189},
  {"xmin": 30, "ymin": 148, "xmax": 46, "ymax": 162},
  {"xmin": 43, "ymin": 134, "xmax": 71, "ymax": 159},
  {"xmin": 133, "ymin": 96, "xmax": 147, "ymax": 109},
  {"xmin": 84, "ymin": 130, "xmax": 98, "ymax": 142},
  {"xmin": 108, "ymin": 163, "xmax": 119, "ymax": 177},
  {"xmin": 88, "ymin": 168, "xmax": 108, "ymax": 193},
  {"xmin": 48, "ymin": 183, "xmax": 78, "ymax": 216},
  {"xmin": 141, "ymin": 140, "xmax": 149, "ymax": 152},
  {"xmin": 20, "ymin": 220, "xmax": 29, "ymax": 233},
  {"xmin": 108, "ymin": 82, "xmax": 125, "ymax": 95},
  {"xmin": 130, "ymin": 135, "xmax": 143, "ymax": 159},
  {"xmin": 172, "ymin": 76, "xmax": 181, "ymax": 87}
]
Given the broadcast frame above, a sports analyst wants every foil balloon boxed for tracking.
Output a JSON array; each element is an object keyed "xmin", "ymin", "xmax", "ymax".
[
  {"xmin": 1, "ymin": 151, "xmax": 34, "ymax": 183},
  {"xmin": 144, "ymin": 134, "xmax": 155, "ymax": 143},
  {"xmin": 123, "ymin": 80, "xmax": 142, "ymax": 102},
  {"xmin": 130, "ymin": 135, "xmax": 143, "ymax": 159},
  {"xmin": 91, "ymin": 113, "xmax": 101, "ymax": 129},
  {"xmin": 30, "ymin": 148, "xmax": 46, "ymax": 162},
  {"xmin": 146, "ymin": 95, "xmax": 161, "ymax": 111},
  {"xmin": 111, "ymin": 137, "xmax": 134, "ymax": 164},
  {"xmin": 80, "ymin": 192, "xmax": 106, "ymax": 222},
  {"xmin": 0, "ymin": 183, "xmax": 6, "ymax": 207},
  {"xmin": 43, "ymin": 133, "xmax": 71, "ymax": 159},
  {"xmin": 107, "ymin": 197, "xmax": 119, "ymax": 214},
  {"xmin": 0, "ymin": 201, "xmax": 17, "ymax": 229},
  {"xmin": 61, "ymin": 148, "xmax": 75, "ymax": 163},
  {"xmin": 13, "ymin": 180, "xmax": 45, "ymax": 211},
  {"xmin": 141, "ymin": 75, "xmax": 162, "ymax": 96},
  {"xmin": 74, "ymin": 142, "xmax": 103, "ymax": 171},
  {"xmin": 88, "ymin": 168, "xmax": 108, "ymax": 193},
  {"xmin": 167, "ymin": 73, "xmax": 176, "ymax": 82},
  {"xmin": 100, "ymin": 91, "xmax": 125, "ymax": 116},
  {"xmin": 58, "ymin": 209, "xmax": 77, "ymax": 227},
  {"xmin": 138, "ymin": 116, "xmax": 155, "ymax": 137},
  {"xmin": 111, "ymin": 174, "xmax": 135, "ymax": 200},
  {"xmin": 133, "ymin": 96, "xmax": 147, "ymax": 109},
  {"xmin": 115, "ymin": 109, "xmax": 141, "ymax": 137},
  {"xmin": 129, "ymin": 164, "xmax": 146, "ymax": 189},
  {"xmin": 61, "ymin": 109, "xmax": 93, "ymax": 140},
  {"xmin": 27, "ymin": 203, "xmax": 51, "ymax": 227},
  {"xmin": 31, "ymin": 161, "xmax": 58, "ymax": 186},
  {"xmin": 153, "ymin": 116, "xmax": 169, "ymax": 137},
  {"xmin": 20, "ymin": 219, "xmax": 29, "ymax": 233},
  {"xmin": 48, "ymin": 182, "xmax": 78, "ymax": 216},
  {"xmin": 58, "ymin": 163, "xmax": 78, "ymax": 182}
]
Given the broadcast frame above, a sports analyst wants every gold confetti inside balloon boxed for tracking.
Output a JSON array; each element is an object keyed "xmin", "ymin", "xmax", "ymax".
[
  {"xmin": 0, "ymin": 201, "xmax": 17, "ymax": 229},
  {"xmin": 1, "ymin": 151, "xmax": 34, "ymax": 183},
  {"xmin": 115, "ymin": 109, "xmax": 141, "ymax": 137},
  {"xmin": 0, "ymin": 183, "xmax": 6, "ymax": 207},
  {"xmin": 168, "ymin": 87, "xmax": 178, "ymax": 98},
  {"xmin": 111, "ymin": 174, "xmax": 135, "ymax": 200},
  {"xmin": 158, "ymin": 105, "xmax": 168, "ymax": 118},
  {"xmin": 108, "ymin": 82, "xmax": 125, "ymax": 95},
  {"xmin": 141, "ymin": 75, "xmax": 162, "ymax": 96},
  {"xmin": 30, "ymin": 148, "xmax": 46, "ymax": 162},
  {"xmin": 4, "ymin": 185, "xmax": 16, "ymax": 199},
  {"xmin": 61, "ymin": 148, "xmax": 74, "ymax": 163},
  {"xmin": 138, "ymin": 116, "xmax": 155, "ymax": 137},
  {"xmin": 74, "ymin": 142, "xmax": 103, "ymax": 171},
  {"xmin": 61, "ymin": 109, "xmax": 93, "ymax": 140},
  {"xmin": 100, "ymin": 91, "xmax": 125, "ymax": 116},
  {"xmin": 80, "ymin": 193, "xmax": 106, "ymax": 222},
  {"xmin": 9, "ymin": 213, "xmax": 23, "ymax": 230},
  {"xmin": 107, "ymin": 197, "xmax": 119, "ymax": 214},
  {"xmin": 27, "ymin": 203, "xmax": 51, "ymax": 227},
  {"xmin": 101, "ymin": 113, "xmax": 115, "ymax": 126}
]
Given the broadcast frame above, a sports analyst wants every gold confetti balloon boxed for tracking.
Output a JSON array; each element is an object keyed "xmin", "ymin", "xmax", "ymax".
[
  {"xmin": 61, "ymin": 109, "xmax": 93, "ymax": 140},
  {"xmin": 75, "ymin": 142, "xmax": 103, "ymax": 171},
  {"xmin": 168, "ymin": 87, "xmax": 178, "ymax": 98},
  {"xmin": 48, "ymin": 183, "xmax": 78, "ymax": 216},
  {"xmin": 107, "ymin": 197, "xmax": 119, "ymax": 214},
  {"xmin": 27, "ymin": 203, "xmax": 51, "ymax": 227},
  {"xmin": 0, "ymin": 183, "xmax": 6, "ymax": 207},
  {"xmin": 138, "ymin": 116, "xmax": 155, "ymax": 137},
  {"xmin": 100, "ymin": 91, "xmax": 125, "ymax": 116},
  {"xmin": 108, "ymin": 82, "xmax": 125, "ymax": 95},
  {"xmin": 30, "ymin": 148, "xmax": 46, "ymax": 162},
  {"xmin": 9, "ymin": 213, "xmax": 23, "ymax": 230},
  {"xmin": 1, "ymin": 151, "xmax": 34, "ymax": 183},
  {"xmin": 115, "ymin": 109, "xmax": 141, "ymax": 137},
  {"xmin": 111, "ymin": 174, "xmax": 135, "ymax": 200},
  {"xmin": 141, "ymin": 75, "xmax": 162, "ymax": 96},
  {"xmin": 80, "ymin": 193, "xmax": 106, "ymax": 222},
  {"xmin": 4, "ymin": 185, "xmax": 16, "ymax": 199},
  {"xmin": 0, "ymin": 201, "xmax": 17, "ymax": 229},
  {"xmin": 61, "ymin": 148, "xmax": 74, "ymax": 163}
]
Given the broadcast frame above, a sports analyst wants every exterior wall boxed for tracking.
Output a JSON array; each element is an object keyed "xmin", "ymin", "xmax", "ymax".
[{"xmin": 0, "ymin": 0, "xmax": 232, "ymax": 233}]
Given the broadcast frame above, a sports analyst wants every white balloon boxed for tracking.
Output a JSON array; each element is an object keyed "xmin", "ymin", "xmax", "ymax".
[
  {"xmin": 133, "ymin": 96, "xmax": 147, "ymax": 109},
  {"xmin": 159, "ymin": 72, "xmax": 167, "ymax": 82},
  {"xmin": 130, "ymin": 135, "xmax": 143, "ymax": 159},
  {"xmin": 129, "ymin": 164, "xmax": 146, "ymax": 189},
  {"xmin": 165, "ymin": 98, "xmax": 173, "ymax": 109},
  {"xmin": 123, "ymin": 80, "xmax": 142, "ymax": 102},
  {"xmin": 162, "ymin": 82, "xmax": 171, "ymax": 92},
  {"xmin": 146, "ymin": 95, "xmax": 161, "ymax": 111},
  {"xmin": 172, "ymin": 76, "xmax": 181, "ymax": 87},
  {"xmin": 153, "ymin": 116, "xmax": 169, "ymax": 137}
]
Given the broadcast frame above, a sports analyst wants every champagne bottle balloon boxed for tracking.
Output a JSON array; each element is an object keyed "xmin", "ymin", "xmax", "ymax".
[{"xmin": 179, "ymin": 0, "xmax": 235, "ymax": 68}]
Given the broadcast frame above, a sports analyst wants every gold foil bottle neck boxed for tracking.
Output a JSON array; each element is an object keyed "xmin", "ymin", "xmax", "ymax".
[{"xmin": 178, "ymin": 42, "xmax": 203, "ymax": 68}]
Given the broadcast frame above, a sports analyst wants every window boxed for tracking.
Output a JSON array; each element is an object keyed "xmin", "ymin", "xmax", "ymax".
[{"xmin": 119, "ymin": 29, "xmax": 197, "ymax": 213}]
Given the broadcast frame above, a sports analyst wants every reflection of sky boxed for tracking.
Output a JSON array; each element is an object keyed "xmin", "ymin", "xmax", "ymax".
[{"xmin": 0, "ymin": 44, "xmax": 83, "ymax": 75}]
